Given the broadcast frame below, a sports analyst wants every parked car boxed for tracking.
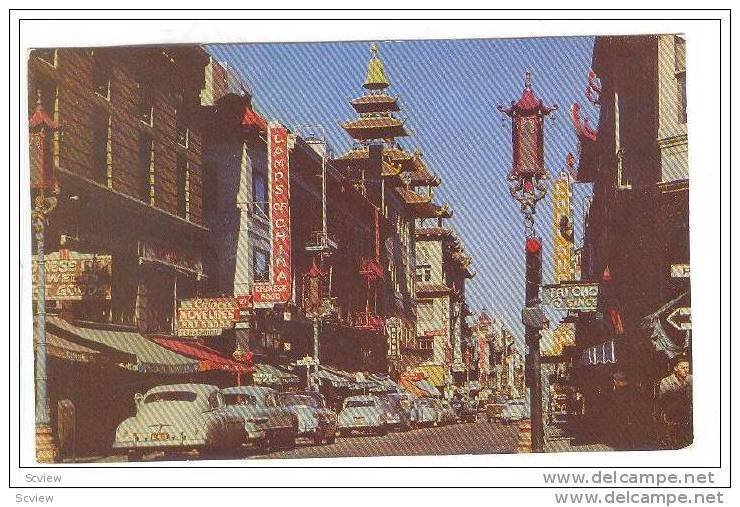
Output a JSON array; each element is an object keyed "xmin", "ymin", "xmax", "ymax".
[
  {"xmin": 439, "ymin": 400, "xmax": 458, "ymax": 425},
  {"xmin": 451, "ymin": 396, "xmax": 478, "ymax": 423},
  {"xmin": 380, "ymin": 393, "xmax": 412, "ymax": 431},
  {"xmin": 337, "ymin": 395, "xmax": 389, "ymax": 436},
  {"xmin": 279, "ymin": 392, "xmax": 337, "ymax": 445},
  {"xmin": 411, "ymin": 398, "xmax": 443, "ymax": 428},
  {"xmin": 113, "ymin": 383, "xmax": 245, "ymax": 461},
  {"xmin": 499, "ymin": 399, "xmax": 530, "ymax": 423},
  {"xmin": 219, "ymin": 386, "xmax": 298, "ymax": 450}
]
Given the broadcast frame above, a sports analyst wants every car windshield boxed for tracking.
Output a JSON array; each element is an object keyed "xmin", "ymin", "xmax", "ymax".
[
  {"xmin": 282, "ymin": 395, "xmax": 318, "ymax": 408},
  {"xmin": 345, "ymin": 400, "xmax": 375, "ymax": 408},
  {"xmin": 144, "ymin": 391, "xmax": 198, "ymax": 404},
  {"xmin": 222, "ymin": 394, "xmax": 258, "ymax": 406}
]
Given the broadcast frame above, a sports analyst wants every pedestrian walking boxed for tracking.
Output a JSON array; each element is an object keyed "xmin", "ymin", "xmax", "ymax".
[{"xmin": 658, "ymin": 355, "xmax": 693, "ymax": 449}]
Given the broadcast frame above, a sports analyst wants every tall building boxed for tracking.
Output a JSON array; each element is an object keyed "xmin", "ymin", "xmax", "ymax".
[
  {"xmin": 570, "ymin": 35, "xmax": 690, "ymax": 442},
  {"xmin": 28, "ymin": 46, "xmax": 217, "ymax": 455},
  {"xmin": 333, "ymin": 43, "xmax": 439, "ymax": 375}
]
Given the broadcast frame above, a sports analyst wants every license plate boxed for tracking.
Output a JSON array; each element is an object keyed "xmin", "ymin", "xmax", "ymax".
[
  {"xmin": 150, "ymin": 432, "xmax": 169, "ymax": 441},
  {"xmin": 354, "ymin": 416, "xmax": 365, "ymax": 421}
]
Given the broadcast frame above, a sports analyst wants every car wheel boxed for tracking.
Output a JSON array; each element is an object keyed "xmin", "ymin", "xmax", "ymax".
[{"xmin": 281, "ymin": 429, "xmax": 296, "ymax": 449}]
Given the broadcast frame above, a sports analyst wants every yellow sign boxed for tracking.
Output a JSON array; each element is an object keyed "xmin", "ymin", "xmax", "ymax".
[{"xmin": 32, "ymin": 251, "xmax": 112, "ymax": 300}]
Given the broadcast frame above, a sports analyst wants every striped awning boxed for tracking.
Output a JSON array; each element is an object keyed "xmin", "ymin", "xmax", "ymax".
[{"xmin": 47, "ymin": 316, "xmax": 199, "ymax": 375}]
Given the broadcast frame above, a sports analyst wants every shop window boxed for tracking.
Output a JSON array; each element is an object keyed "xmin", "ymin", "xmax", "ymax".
[
  {"xmin": 138, "ymin": 132, "xmax": 153, "ymax": 202},
  {"xmin": 91, "ymin": 50, "xmax": 111, "ymax": 100},
  {"xmin": 177, "ymin": 154, "xmax": 190, "ymax": 220},
  {"xmin": 92, "ymin": 109, "xmax": 112, "ymax": 187},
  {"xmin": 253, "ymin": 248, "xmax": 270, "ymax": 283},
  {"xmin": 675, "ymin": 37, "xmax": 687, "ymax": 125}
]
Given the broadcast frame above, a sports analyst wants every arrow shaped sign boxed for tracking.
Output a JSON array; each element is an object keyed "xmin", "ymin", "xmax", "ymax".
[{"xmin": 666, "ymin": 307, "xmax": 691, "ymax": 331}]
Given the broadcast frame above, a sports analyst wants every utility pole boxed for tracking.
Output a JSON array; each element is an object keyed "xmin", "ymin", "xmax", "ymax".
[
  {"xmin": 498, "ymin": 71, "xmax": 556, "ymax": 453},
  {"xmin": 30, "ymin": 92, "xmax": 59, "ymax": 463}
]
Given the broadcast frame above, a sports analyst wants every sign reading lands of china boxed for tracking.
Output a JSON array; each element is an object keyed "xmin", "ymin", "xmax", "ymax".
[
  {"xmin": 254, "ymin": 122, "xmax": 293, "ymax": 307},
  {"xmin": 176, "ymin": 298, "xmax": 240, "ymax": 337},
  {"xmin": 32, "ymin": 250, "xmax": 112, "ymax": 300},
  {"xmin": 541, "ymin": 282, "xmax": 599, "ymax": 312}
]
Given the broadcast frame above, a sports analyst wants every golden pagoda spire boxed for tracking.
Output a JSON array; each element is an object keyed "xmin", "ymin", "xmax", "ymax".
[{"xmin": 363, "ymin": 42, "xmax": 390, "ymax": 90}]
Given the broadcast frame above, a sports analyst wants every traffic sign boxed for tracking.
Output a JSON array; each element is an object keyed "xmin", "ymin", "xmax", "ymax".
[
  {"xmin": 666, "ymin": 307, "xmax": 691, "ymax": 330},
  {"xmin": 296, "ymin": 356, "xmax": 319, "ymax": 367}
]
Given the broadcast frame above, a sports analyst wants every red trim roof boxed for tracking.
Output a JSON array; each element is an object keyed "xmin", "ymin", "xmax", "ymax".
[
  {"xmin": 242, "ymin": 106, "xmax": 268, "ymax": 131},
  {"xmin": 149, "ymin": 336, "xmax": 254, "ymax": 374}
]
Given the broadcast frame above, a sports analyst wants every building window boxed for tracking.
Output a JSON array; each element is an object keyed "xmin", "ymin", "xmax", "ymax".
[
  {"xmin": 175, "ymin": 92, "xmax": 189, "ymax": 148},
  {"xmin": 138, "ymin": 132, "xmax": 153, "ymax": 202},
  {"xmin": 92, "ymin": 109, "xmax": 112, "ymax": 187},
  {"xmin": 253, "ymin": 248, "xmax": 270, "ymax": 283},
  {"xmin": 253, "ymin": 169, "xmax": 268, "ymax": 217},
  {"xmin": 91, "ymin": 50, "xmax": 111, "ymax": 100},
  {"xmin": 177, "ymin": 154, "xmax": 190, "ymax": 220},
  {"xmin": 418, "ymin": 336, "xmax": 433, "ymax": 351},
  {"xmin": 34, "ymin": 49, "xmax": 56, "ymax": 67},
  {"xmin": 416, "ymin": 264, "xmax": 432, "ymax": 283},
  {"xmin": 138, "ymin": 82, "xmax": 154, "ymax": 126},
  {"xmin": 675, "ymin": 37, "xmax": 687, "ymax": 124}
]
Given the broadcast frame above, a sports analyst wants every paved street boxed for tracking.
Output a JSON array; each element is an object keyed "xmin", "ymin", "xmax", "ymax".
[{"xmin": 85, "ymin": 419, "xmax": 519, "ymax": 463}]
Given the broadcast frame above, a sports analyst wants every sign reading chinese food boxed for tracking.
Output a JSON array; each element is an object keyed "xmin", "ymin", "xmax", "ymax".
[
  {"xmin": 254, "ymin": 122, "xmax": 292, "ymax": 307},
  {"xmin": 541, "ymin": 282, "xmax": 599, "ymax": 312},
  {"xmin": 32, "ymin": 251, "xmax": 112, "ymax": 300},
  {"xmin": 176, "ymin": 297, "xmax": 240, "ymax": 337}
]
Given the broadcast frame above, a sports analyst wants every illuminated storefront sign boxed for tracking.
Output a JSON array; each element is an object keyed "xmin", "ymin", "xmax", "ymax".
[
  {"xmin": 254, "ymin": 123, "xmax": 292, "ymax": 307},
  {"xmin": 541, "ymin": 282, "xmax": 599, "ymax": 312},
  {"xmin": 175, "ymin": 297, "xmax": 240, "ymax": 338}
]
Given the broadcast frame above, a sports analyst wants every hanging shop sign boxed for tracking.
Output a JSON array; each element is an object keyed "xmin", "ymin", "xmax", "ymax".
[
  {"xmin": 541, "ymin": 282, "xmax": 599, "ymax": 312},
  {"xmin": 253, "ymin": 122, "xmax": 293, "ymax": 307},
  {"xmin": 32, "ymin": 251, "xmax": 112, "ymax": 300},
  {"xmin": 139, "ymin": 241, "xmax": 204, "ymax": 278},
  {"xmin": 175, "ymin": 297, "xmax": 240, "ymax": 337},
  {"xmin": 385, "ymin": 317, "xmax": 402, "ymax": 358},
  {"xmin": 670, "ymin": 264, "xmax": 690, "ymax": 278}
]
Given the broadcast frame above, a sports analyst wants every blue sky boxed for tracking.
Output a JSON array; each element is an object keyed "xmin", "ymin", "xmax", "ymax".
[{"xmin": 207, "ymin": 37, "xmax": 597, "ymax": 343}]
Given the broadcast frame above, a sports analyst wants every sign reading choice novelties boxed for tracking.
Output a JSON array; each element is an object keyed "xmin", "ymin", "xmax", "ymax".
[
  {"xmin": 254, "ymin": 122, "xmax": 293, "ymax": 308},
  {"xmin": 176, "ymin": 297, "xmax": 240, "ymax": 337},
  {"xmin": 541, "ymin": 282, "xmax": 599, "ymax": 312}
]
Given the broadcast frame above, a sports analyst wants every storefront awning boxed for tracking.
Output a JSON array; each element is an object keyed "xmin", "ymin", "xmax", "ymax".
[
  {"xmin": 412, "ymin": 364, "xmax": 446, "ymax": 388},
  {"xmin": 148, "ymin": 336, "xmax": 253, "ymax": 374},
  {"xmin": 640, "ymin": 291, "xmax": 690, "ymax": 358},
  {"xmin": 580, "ymin": 340, "xmax": 617, "ymax": 366},
  {"xmin": 47, "ymin": 316, "xmax": 199, "ymax": 375},
  {"xmin": 415, "ymin": 379, "xmax": 442, "ymax": 397},
  {"xmin": 37, "ymin": 327, "xmax": 113, "ymax": 365},
  {"xmin": 253, "ymin": 364, "xmax": 300, "ymax": 386},
  {"xmin": 318, "ymin": 367, "xmax": 351, "ymax": 388}
]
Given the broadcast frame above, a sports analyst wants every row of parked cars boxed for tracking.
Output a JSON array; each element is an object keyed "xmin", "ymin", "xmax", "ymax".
[{"xmin": 112, "ymin": 383, "xmax": 482, "ymax": 460}]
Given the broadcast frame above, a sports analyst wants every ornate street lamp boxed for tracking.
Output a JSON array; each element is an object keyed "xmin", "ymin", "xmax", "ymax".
[
  {"xmin": 498, "ymin": 71, "xmax": 557, "ymax": 453},
  {"xmin": 29, "ymin": 92, "xmax": 60, "ymax": 463}
]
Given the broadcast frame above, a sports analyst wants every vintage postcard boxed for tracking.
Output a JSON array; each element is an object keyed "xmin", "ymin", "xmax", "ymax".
[{"xmin": 25, "ymin": 31, "xmax": 694, "ymax": 466}]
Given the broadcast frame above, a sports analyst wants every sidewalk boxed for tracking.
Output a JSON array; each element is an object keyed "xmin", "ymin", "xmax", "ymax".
[{"xmin": 543, "ymin": 412, "xmax": 614, "ymax": 453}]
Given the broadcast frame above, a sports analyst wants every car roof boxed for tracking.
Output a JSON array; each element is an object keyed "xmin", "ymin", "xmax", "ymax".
[
  {"xmin": 146, "ymin": 384, "xmax": 219, "ymax": 396},
  {"xmin": 344, "ymin": 395, "xmax": 378, "ymax": 401},
  {"xmin": 220, "ymin": 386, "xmax": 276, "ymax": 395}
]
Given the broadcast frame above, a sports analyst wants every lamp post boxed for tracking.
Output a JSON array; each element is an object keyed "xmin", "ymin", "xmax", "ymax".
[
  {"xmin": 498, "ymin": 71, "xmax": 557, "ymax": 453},
  {"xmin": 29, "ymin": 94, "xmax": 59, "ymax": 463}
]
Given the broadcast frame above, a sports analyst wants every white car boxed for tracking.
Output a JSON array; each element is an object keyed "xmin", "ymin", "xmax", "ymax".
[
  {"xmin": 499, "ymin": 399, "xmax": 530, "ymax": 423},
  {"xmin": 337, "ymin": 395, "xmax": 389, "ymax": 436},
  {"xmin": 113, "ymin": 384, "xmax": 245, "ymax": 461},
  {"xmin": 279, "ymin": 392, "xmax": 337, "ymax": 444},
  {"xmin": 220, "ymin": 386, "xmax": 298, "ymax": 451}
]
